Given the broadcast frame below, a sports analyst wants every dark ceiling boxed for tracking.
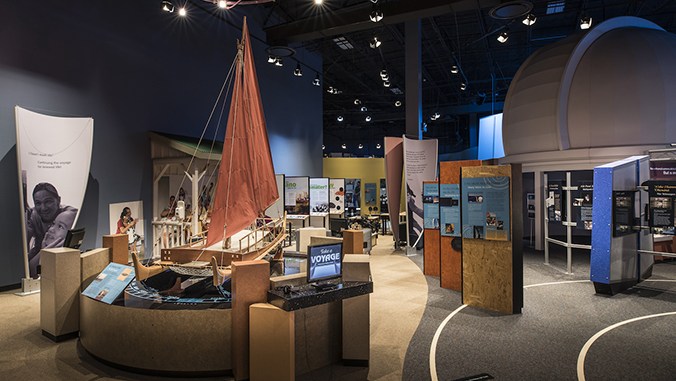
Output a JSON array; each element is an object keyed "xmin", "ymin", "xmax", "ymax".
[{"xmin": 222, "ymin": 0, "xmax": 676, "ymax": 156}]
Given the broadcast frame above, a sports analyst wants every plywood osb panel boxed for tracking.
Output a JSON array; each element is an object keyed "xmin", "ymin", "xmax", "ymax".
[
  {"xmin": 424, "ymin": 229, "xmax": 440, "ymax": 277},
  {"xmin": 461, "ymin": 164, "xmax": 522, "ymax": 315},
  {"xmin": 440, "ymin": 160, "xmax": 481, "ymax": 290}
]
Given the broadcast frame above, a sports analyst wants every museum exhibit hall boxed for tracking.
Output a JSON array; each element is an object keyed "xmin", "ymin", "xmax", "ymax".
[{"xmin": 2, "ymin": 1, "xmax": 676, "ymax": 380}]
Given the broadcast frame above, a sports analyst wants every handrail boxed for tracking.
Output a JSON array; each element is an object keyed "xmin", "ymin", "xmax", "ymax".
[{"xmin": 151, "ymin": 220, "xmax": 193, "ymax": 259}]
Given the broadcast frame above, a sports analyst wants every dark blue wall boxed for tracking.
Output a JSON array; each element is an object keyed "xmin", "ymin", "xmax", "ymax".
[{"xmin": 0, "ymin": 1, "xmax": 322, "ymax": 287}]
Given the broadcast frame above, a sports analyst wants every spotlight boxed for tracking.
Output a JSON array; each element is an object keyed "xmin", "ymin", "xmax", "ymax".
[
  {"xmin": 337, "ymin": 115, "xmax": 344, "ymax": 122},
  {"xmin": 267, "ymin": 55, "xmax": 276, "ymax": 64},
  {"xmin": 394, "ymin": 100, "xmax": 402, "ymax": 107},
  {"xmin": 360, "ymin": 106, "xmax": 368, "ymax": 112},
  {"xmin": 161, "ymin": 0, "xmax": 175, "ymax": 12},
  {"xmin": 294, "ymin": 63, "xmax": 303, "ymax": 77},
  {"xmin": 341, "ymin": 143, "xmax": 347, "ymax": 149},
  {"xmin": 383, "ymin": 81, "xmax": 390, "ymax": 87},
  {"xmin": 365, "ymin": 116, "xmax": 372, "ymax": 122},
  {"xmin": 217, "ymin": 0, "xmax": 227, "ymax": 9},
  {"xmin": 460, "ymin": 82, "xmax": 467, "ymax": 91},
  {"xmin": 431, "ymin": 112, "xmax": 440, "ymax": 120},
  {"xmin": 275, "ymin": 57, "xmax": 283, "ymax": 66},
  {"xmin": 497, "ymin": 31, "xmax": 509, "ymax": 43},
  {"xmin": 358, "ymin": 144, "xmax": 364, "ymax": 149},
  {"xmin": 178, "ymin": 6, "xmax": 187, "ymax": 16},
  {"xmin": 451, "ymin": 65, "xmax": 459, "ymax": 74},
  {"xmin": 376, "ymin": 143, "xmax": 381, "ymax": 149},
  {"xmin": 370, "ymin": 0, "xmax": 378, "ymax": 3},
  {"xmin": 314, "ymin": 0, "xmax": 323, "ymax": 4},
  {"xmin": 380, "ymin": 69, "xmax": 388, "ymax": 79},
  {"xmin": 369, "ymin": 36, "xmax": 381, "ymax": 49},
  {"xmin": 354, "ymin": 99, "xmax": 361, "ymax": 105},
  {"xmin": 322, "ymin": 144, "xmax": 325, "ymax": 150},
  {"xmin": 313, "ymin": 73, "xmax": 321, "ymax": 86},
  {"xmin": 580, "ymin": 16, "xmax": 592, "ymax": 30},
  {"xmin": 522, "ymin": 13, "xmax": 536, "ymax": 26},
  {"xmin": 369, "ymin": 9, "xmax": 384, "ymax": 23},
  {"xmin": 327, "ymin": 86, "xmax": 334, "ymax": 93}
]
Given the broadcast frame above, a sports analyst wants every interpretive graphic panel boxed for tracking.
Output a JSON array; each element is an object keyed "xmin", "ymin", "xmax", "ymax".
[
  {"xmin": 440, "ymin": 184, "xmax": 460, "ymax": 237},
  {"xmin": 613, "ymin": 191, "xmax": 636, "ymax": 237},
  {"xmin": 546, "ymin": 181, "xmax": 564, "ymax": 222},
  {"xmin": 16, "ymin": 106, "xmax": 94, "ymax": 278},
  {"xmin": 527, "ymin": 193, "xmax": 535, "ymax": 219},
  {"xmin": 345, "ymin": 178, "xmax": 361, "ymax": 217},
  {"xmin": 573, "ymin": 180, "xmax": 594, "ymax": 230},
  {"xmin": 82, "ymin": 263, "xmax": 135, "ymax": 304},
  {"xmin": 329, "ymin": 178, "xmax": 345, "ymax": 214},
  {"xmin": 461, "ymin": 176, "xmax": 510, "ymax": 241},
  {"xmin": 648, "ymin": 182, "xmax": 676, "ymax": 234},
  {"xmin": 365, "ymin": 183, "xmax": 377, "ymax": 208},
  {"xmin": 649, "ymin": 160, "xmax": 676, "ymax": 180},
  {"xmin": 423, "ymin": 182, "xmax": 440, "ymax": 229},
  {"xmin": 379, "ymin": 178, "xmax": 388, "ymax": 213},
  {"xmin": 403, "ymin": 136, "xmax": 438, "ymax": 246},
  {"xmin": 309, "ymin": 178, "xmax": 329, "ymax": 215},
  {"xmin": 284, "ymin": 176, "xmax": 309, "ymax": 215}
]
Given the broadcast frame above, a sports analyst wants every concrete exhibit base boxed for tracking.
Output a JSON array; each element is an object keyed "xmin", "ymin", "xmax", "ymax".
[{"xmin": 79, "ymin": 296, "xmax": 232, "ymax": 375}]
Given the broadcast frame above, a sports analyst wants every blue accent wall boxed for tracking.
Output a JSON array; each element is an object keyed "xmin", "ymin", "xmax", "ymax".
[
  {"xmin": 0, "ymin": 1, "xmax": 322, "ymax": 287},
  {"xmin": 590, "ymin": 167, "xmax": 613, "ymax": 284}
]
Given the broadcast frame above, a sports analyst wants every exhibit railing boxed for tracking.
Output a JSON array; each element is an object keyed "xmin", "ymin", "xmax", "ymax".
[{"xmin": 151, "ymin": 220, "xmax": 192, "ymax": 259}]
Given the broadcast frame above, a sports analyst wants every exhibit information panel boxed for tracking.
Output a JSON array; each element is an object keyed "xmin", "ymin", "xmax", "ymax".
[
  {"xmin": 527, "ymin": 193, "xmax": 535, "ymax": 219},
  {"xmin": 309, "ymin": 178, "xmax": 329, "ymax": 215},
  {"xmin": 329, "ymin": 178, "xmax": 345, "ymax": 214},
  {"xmin": 364, "ymin": 182, "xmax": 377, "ymax": 210},
  {"xmin": 573, "ymin": 180, "xmax": 594, "ymax": 230},
  {"xmin": 284, "ymin": 176, "xmax": 310, "ymax": 215},
  {"xmin": 648, "ymin": 182, "xmax": 676, "ymax": 234},
  {"xmin": 345, "ymin": 178, "xmax": 361, "ymax": 217},
  {"xmin": 461, "ymin": 176, "xmax": 510, "ymax": 241},
  {"xmin": 440, "ymin": 184, "xmax": 460, "ymax": 237},
  {"xmin": 82, "ymin": 263, "xmax": 135, "ymax": 304},
  {"xmin": 379, "ymin": 178, "xmax": 388, "ymax": 213},
  {"xmin": 423, "ymin": 182, "xmax": 440, "ymax": 229},
  {"xmin": 546, "ymin": 181, "xmax": 564, "ymax": 222},
  {"xmin": 613, "ymin": 191, "xmax": 636, "ymax": 237}
]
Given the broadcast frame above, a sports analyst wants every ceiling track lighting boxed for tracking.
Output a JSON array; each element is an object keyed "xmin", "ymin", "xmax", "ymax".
[
  {"xmin": 267, "ymin": 55, "xmax": 276, "ymax": 64},
  {"xmin": 580, "ymin": 16, "xmax": 593, "ymax": 30},
  {"xmin": 337, "ymin": 115, "xmax": 344, "ymax": 122},
  {"xmin": 217, "ymin": 0, "xmax": 227, "ymax": 9},
  {"xmin": 313, "ymin": 73, "xmax": 321, "ymax": 86},
  {"xmin": 360, "ymin": 106, "xmax": 368, "ymax": 112},
  {"xmin": 460, "ymin": 82, "xmax": 467, "ymax": 91},
  {"xmin": 380, "ymin": 69, "xmax": 388, "ymax": 79},
  {"xmin": 161, "ymin": 1, "xmax": 175, "ymax": 12},
  {"xmin": 322, "ymin": 144, "xmax": 325, "ymax": 150},
  {"xmin": 451, "ymin": 65, "xmax": 459, "ymax": 74},
  {"xmin": 314, "ymin": 0, "xmax": 323, "ymax": 4},
  {"xmin": 369, "ymin": 8, "xmax": 384, "ymax": 23},
  {"xmin": 293, "ymin": 63, "xmax": 303, "ymax": 77},
  {"xmin": 376, "ymin": 143, "xmax": 381, "ymax": 149},
  {"xmin": 370, "ymin": 0, "xmax": 378, "ymax": 3},
  {"xmin": 341, "ymin": 143, "xmax": 347, "ymax": 149},
  {"xmin": 358, "ymin": 144, "xmax": 364, "ymax": 149},
  {"xmin": 178, "ymin": 6, "xmax": 187, "ymax": 16},
  {"xmin": 394, "ymin": 100, "xmax": 402, "ymax": 107},
  {"xmin": 354, "ymin": 98, "xmax": 361, "ymax": 105},
  {"xmin": 383, "ymin": 81, "xmax": 390, "ymax": 88},
  {"xmin": 522, "ymin": 13, "xmax": 536, "ymax": 26},
  {"xmin": 369, "ymin": 36, "xmax": 381, "ymax": 49},
  {"xmin": 365, "ymin": 116, "xmax": 372, "ymax": 122},
  {"xmin": 275, "ymin": 57, "xmax": 283, "ymax": 66},
  {"xmin": 497, "ymin": 31, "xmax": 509, "ymax": 43}
]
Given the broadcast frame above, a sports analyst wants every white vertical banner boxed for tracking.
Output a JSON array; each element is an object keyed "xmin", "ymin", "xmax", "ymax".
[
  {"xmin": 403, "ymin": 136, "xmax": 438, "ymax": 249},
  {"xmin": 16, "ymin": 106, "xmax": 93, "ymax": 278},
  {"xmin": 329, "ymin": 178, "xmax": 345, "ymax": 214}
]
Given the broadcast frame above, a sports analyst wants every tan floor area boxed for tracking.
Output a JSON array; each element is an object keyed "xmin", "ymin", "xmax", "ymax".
[{"xmin": 0, "ymin": 237, "xmax": 427, "ymax": 381}]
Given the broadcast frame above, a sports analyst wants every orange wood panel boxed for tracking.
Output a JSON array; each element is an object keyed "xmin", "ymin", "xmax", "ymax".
[
  {"xmin": 102, "ymin": 234, "xmax": 128, "ymax": 264},
  {"xmin": 424, "ymin": 229, "xmax": 441, "ymax": 276}
]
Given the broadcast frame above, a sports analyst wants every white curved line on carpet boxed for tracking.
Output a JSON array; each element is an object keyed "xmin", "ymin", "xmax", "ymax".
[
  {"xmin": 576, "ymin": 311, "xmax": 676, "ymax": 381},
  {"xmin": 429, "ymin": 280, "xmax": 591, "ymax": 381}
]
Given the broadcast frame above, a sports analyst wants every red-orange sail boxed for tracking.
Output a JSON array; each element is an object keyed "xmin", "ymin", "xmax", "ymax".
[{"xmin": 206, "ymin": 18, "xmax": 278, "ymax": 247}]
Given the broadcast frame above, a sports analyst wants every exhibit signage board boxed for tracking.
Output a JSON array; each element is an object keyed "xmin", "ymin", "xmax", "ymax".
[
  {"xmin": 364, "ymin": 183, "xmax": 377, "ymax": 209},
  {"xmin": 546, "ymin": 181, "xmax": 564, "ymax": 222},
  {"xmin": 613, "ymin": 191, "xmax": 636, "ymax": 237},
  {"xmin": 82, "ymin": 263, "xmax": 135, "ymax": 304},
  {"xmin": 440, "ymin": 184, "xmax": 460, "ymax": 237},
  {"xmin": 573, "ymin": 182, "xmax": 594, "ymax": 230},
  {"xmin": 461, "ymin": 176, "xmax": 510, "ymax": 241},
  {"xmin": 526, "ymin": 193, "xmax": 535, "ymax": 219},
  {"xmin": 284, "ymin": 176, "xmax": 310, "ymax": 215},
  {"xmin": 309, "ymin": 178, "xmax": 329, "ymax": 215},
  {"xmin": 15, "ymin": 106, "xmax": 94, "ymax": 279},
  {"xmin": 345, "ymin": 178, "xmax": 361, "ymax": 217},
  {"xmin": 647, "ymin": 182, "xmax": 676, "ymax": 234},
  {"xmin": 379, "ymin": 178, "xmax": 388, "ymax": 213},
  {"xmin": 403, "ymin": 136, "xmax": 438, "ymax": 247},
  {"xmin": 649, "ymin": 160, "xmax": 676, "ymax": 180},
  {"xmin": 329, "ymin": 178, "xmax": 345, "ymax": 214},
  {"xmin": 423, "ymin": 182, "xmax": 440, "ymax": 229}
]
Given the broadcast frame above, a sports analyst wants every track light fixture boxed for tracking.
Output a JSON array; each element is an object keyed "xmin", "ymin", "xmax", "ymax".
[
  {"xmin": 431, "ymin": 112, "xmax": 441, "ymax": 121},
  {"xmin": 354, "ymin": 99, "xmax": 361, "ymax": 105},
  {"xmin": 376, "ymin": 143, "xmax": 381, "ymax": 149},
  {"xmin": 358, "ymin": 144, "xmax": 364, "ymax": 149},
  {"xmin": 267, "ymin": 55, "xmax": 276, "ymax": 64},
  {"xmin": 394, "ymin": 100, "xmax": 402, "ymax": 107},
  {"xmin": 365, "ymin": 116, "xmax": 372, "ymax": 122},
  {"xmin": 327, "ymin": 86, "xmax": 340, "ymax": 94},
  {"xmin": 522, "ymin": 13, "xmax": 536, "ymax": 26},
  {"xmin": 369, "ymin": 36, "xmax": 382, "ymax": 49},
  {"xmin": 380, "ymin": 69, "xmax": 388, "ymax": 80},
  {"xmin": 451, "ymin": 65, "xmax": 459, "ymax": 74},
  {"xmin": 293, "ymin": 63, "xmax": 303, "ymax": 77},
  {"xmin": 580, "ymin": 16, "xmax": 592, "ymax": 30},
  {"xmin": 341, "ymin": 143, "xmax": 347, "ymax": 149},
  {"xmin": 337, "ymin": 115, "xmax": 344, "ymax": 122},
  {"xmin": 369, "ymin": 8, "xmax": 384, "ymax": 23},
  {"xmin": 314, "ymin": 0, "xmax": 323, "ymax": 4},
  {"xmin": 162, "ymin": 1, "xmax": 175, "ymax": 12},
  {"xmin": 313, "ymin": 73, "xmax": 321, "ymax": 86},
  {"xmin": 370, "ymin": 0, "xmax": 378, "ymax": 3},
  {"xmin": 360, "ymin": 106, "xmax": 368, "ymax": 112},
  {"xmin": 217, "ymin": 0, "xmax": 227, "ymax": 9},
  {"xmin": 178, "ymin": 6, "xmax": 187, "ymax": 16},
  {"xmin": 275, "ymin": 57, "xmax": 283, "ymax": 66},
  {"xmin": 322, "ymin": 144, "xmax": 325, "ymax": 150},
  {"xmin": 497, "ymin": 31, "xmax": 509, "ymax": 43},
  {"xmin": 460, "ymin": 82, "xmax": 467, "ymax": 91},
  {"xmin": 383, "ymin": 81, "xmax": 390, "ymax": 88}
]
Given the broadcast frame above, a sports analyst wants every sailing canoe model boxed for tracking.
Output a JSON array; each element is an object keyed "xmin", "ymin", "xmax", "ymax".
[{"xmin": 157, "ymin": 18, "xmax": 286, "ymax": 278}]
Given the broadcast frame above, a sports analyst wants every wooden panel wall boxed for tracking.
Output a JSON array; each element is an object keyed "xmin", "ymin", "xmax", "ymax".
[
  {"xmin": 461, "ymin": 164, "xmax": 523, "ymax": 314},
  {"xmin": 423, "ymin": 229, "xmax": 440, "ymax": 276},
  {"xmin": 439, "ymin": 160, "xmax": 482, "ymax": 290}
]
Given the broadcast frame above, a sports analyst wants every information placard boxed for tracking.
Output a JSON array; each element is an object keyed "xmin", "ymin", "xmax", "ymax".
[
  {"xmin": 461, "ymin": 176, "xmax": 510, "ymax": 241},
  {"xmin": 573, "ymin": 181, "xmax": 594, "ymax": 230},
  {"xmin": 345, "ymin": 178, "xmax": 361, "ymax": 217},
  {"xmin": 648, "ymin": 182, "xmax": 676, "ymax": 234},
  {"xmin": 82, "ymin": 263, "xmax": 135, "ymax": 304},
  {"xmin": 423, "ymin": 182, "xmax": 439, "ymax": 229},
  {"xmin": 284, "ymin": 176, "xmax": 310, "ymax": 215},
  {"xmin": 309, "ymin": 178, "xmax": 329, "ymax": 216},
  {"xmin": 546, "ymin": 181, "xmax": 564, "ymax": 222},
  {"xmin": 613, "ymin": 191, "xmax": 636, "ymax": 237},
  {"xmin": 329, "ymin": 178, "xmax": 345, "ymax": 214},
  {"xmin": 440, "ymin": 184, "xmax": 460, "ymax": 237}
]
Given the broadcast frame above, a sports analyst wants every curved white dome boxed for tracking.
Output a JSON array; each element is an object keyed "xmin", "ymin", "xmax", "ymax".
[{"xmin": 502, "ymin": 17, "xmax": 676, "ymax": 157}]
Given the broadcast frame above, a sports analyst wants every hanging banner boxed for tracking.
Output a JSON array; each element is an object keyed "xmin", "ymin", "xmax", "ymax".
[
  {"xmin": 385, "ymin": 137, "xmax": 403, "ymax": 243},
  {"xmin": 403, "ymin": 136, "xmax": 438, "ymax": 247},
  {"xmin": 16, "ymin": 106, "xmax": 93, "ymax": 278},
  {"xmin": 329, "ymin": 178, "xmax": 345, "ymax": 214},
  {"xmin": 284, "ymin": 176, "xmax": 309, "ymax": 215},
  {"xmin": 309, "ymin": 177, "xmax": 329, "ymax": 215}
]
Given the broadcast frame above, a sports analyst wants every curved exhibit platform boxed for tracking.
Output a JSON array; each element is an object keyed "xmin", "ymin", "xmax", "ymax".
[{"xmin": 79, "ymin": 295, "xmax": 232, "ymax": 375}]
